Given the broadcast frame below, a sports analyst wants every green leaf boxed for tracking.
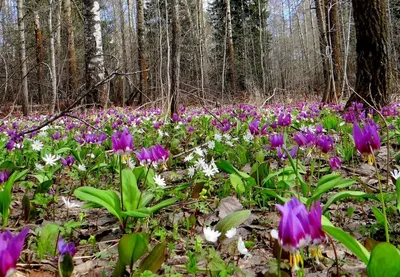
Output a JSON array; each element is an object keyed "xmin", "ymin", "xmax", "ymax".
[
  {"xmin": 308, "ymin": 174, "xmax": 355, "ymax": 205},
  {"xmin": 55, "ymin": 147, "xmax": 71, "ymax": 154},
  {"xmin": 215, "ymin": 160, "xmax": 250, "ymax": 179},
  {"xmin": 0, "ymin": 189, "xmax": 12, "ymax": 226},
  {"xmin": 371, "ymin": 206, "xmax": 385, "ymax": 226},
  {"xmin": 215, "ymin": 210, "xmax": 251, "ymax": 238},
  {"xmin": 59, "ymin": 253, "xmax": 74, "ymax": 277},
  {"xmin": 367, "ymin": 242, "xmax": 400, "ymax": 277},
  {"xmin": 38, "ymin": 223, "xmax": 59, "ymax": 259},
  {"xmin": 396, "ymin": 179, "xmax": 400, "ymax": 212},
  {"xmin": 147, "ymin": 198, "xmax": 177, "ymax": 214},
  {"xmin": 137, "ymin": 241, "xmax": 166, "ymax": 274},
  {"xmin": 122, "ymin": 208, "xmax": 151, "ymax": 218},
  {"xmin": 74, "ymin": 187, "xmax": 122, "ymax": 222},
  {"xmin": 122, "ymin": 169, "xmax": 140, "ymax": 211},
  {"xmin": 323, "ymin": 191, "xmax": 379, "ymax": 213},
  {"xmin": 323, "ymin": 225, "xmax": 370, "ymax": 264},
  {"xmin": 118, "ymin": 233, "xmax": 148, "ymax": 267},
  {"xmin": 230, "ymin": 173, "xmax": 245, "ymax": 194}
]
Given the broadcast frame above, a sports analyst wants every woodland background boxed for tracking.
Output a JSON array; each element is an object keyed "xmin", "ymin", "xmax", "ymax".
[{"xmin": 0, "ymin": 0, "xmax": 399, "ymax": 115}]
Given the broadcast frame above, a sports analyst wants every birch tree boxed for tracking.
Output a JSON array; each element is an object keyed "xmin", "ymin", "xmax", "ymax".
[{"xmin": 17, "ymin": 0, "xmax": 29, "ymax": 115}]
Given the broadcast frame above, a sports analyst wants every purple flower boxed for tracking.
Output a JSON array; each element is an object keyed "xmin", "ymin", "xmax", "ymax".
[
  {"xmin": 51, "ymin": 132, "xmax": 62, "ymax": 140},
  {"xmin": 277, "ymin": 114, "xmax": 291, "ymax": 127},
  {"xmin": 308, "ymin": 201, "xmax": 326, "ymax": 244},
  {"xmin": 61, "ymin": 156, "xmax": 75, "ymax": 167},
  {"xmin": 0, "ymin": 169, "xmax": 10, "ymax": 184},
  {"xmin": 249, "ymin": 120, "xmax": 260, "ymax": 135},
  {"xmin": 276, "ymin": 145, "xmax": 298, "ymax": 160},
  {"xmin": 5, "ymin": 140, "xmax": 15, "ymax": 151},
  {"xmin": 328, "ymin": 156, "xmax": 341, "ymax": 170},
  {"xmin": 151, "ymin": 144, "xmax": 169, "ymax": 163},
  {"xmin": 269, "ymin": 133, "xmax": 284, "ymax": 149},
  {"xmin": 111, "ymin": 128, "xmax": 134, "ymax": 155},
  {"xmin": 316, "ymin": 135, "xmax": 334, "ymax": 153},
  {"xmin": 58, "ymin": 238, "xmax": 76, "ymax": 258},
  {"xmin": 136, "ymin": 147, "xmax": 153, "ymax": 166},
  {"xmin": 276, "ymin": 198, "xmax": 310, "ymax": 252},
  {"xmin": 353, "ymin": 122, "xmax": 380, "ymax": 154},
  {"xmin": 0, "ymin": 228, "xmax": 29, "ymax": 277}
]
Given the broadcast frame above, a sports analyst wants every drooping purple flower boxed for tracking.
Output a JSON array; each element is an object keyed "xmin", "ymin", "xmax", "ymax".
[
  {"xmin": 0, "ymin": 169, "xmax": 10, "ymax": 184},
  {"xmin": 111, "ymin": 128, "xmax": 134, "ymax": 155},
  {"xmin": 136, "ymin": 147, "xmax": 153, "ymax": 166},
  {"xmin": 58, "ymin": 238, "xmax": 76, "ymax": 258},
  {"xmin": 61, "ymin": 156, "xmax": 75, "ymax": 167},
  {"xmin": 328, "ymin": 156, "xmax": 341, "ymax": 170},
  {"xmin": 270, "ymin": 133, "xmax": 284, "ymax": 149},
  {"xmin": 353, "ymin": 122, "xmax": 380, "ymax": 154},
  {"xmin": 276, "ymin": 145, "xmax": 298, "ymax": 160},
  {"xmin": 151, "ymin": 144, "xmax": 169, "ymax": 163},
  {"xmin": 277, "ymin": 114, "xmax": 291, "ymax": 127},
  {"xmin": 308, "ymin": 201, "xmax": 326, "ymax": 245},
  {"xmin": 51, "ymin": 132, "xmax": 62, "ymax": 140},
  {"xmin": 316, "ymin": 135, "xmax": 334, "ymax": 153},
  {"xmin": 5, "ymin": 140, "xmax": 15, "ymax": 151},
  {"xmin": 249, "ymin": 120, "xmax": 260, "ymax": 136},
  {"xmin": 0, "ymin": 228, "xmax": 29, "ymax": 277},
  {"xmin": 276, "ymin": 197, "xmax": 310, "ymax": 252}
]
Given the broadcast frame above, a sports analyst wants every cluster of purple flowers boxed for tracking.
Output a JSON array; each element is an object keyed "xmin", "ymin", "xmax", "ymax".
[
  {"xmin": 274, "ymin": 197, "xmax": 325, "ymax": 270},
  {"xmin": 248, "ymin": 120, "xmax": 268, "ymax": 136},
  {"xmin": 111, "ymin": 128, "xmax": 134, "ymax": 155},
  {"xmin": 136, "ymin": 144, "xmax": 169, "ymax": 166},
  {"xmin": 352, "ymin": 122, "xmax": 380, "ymax": 155}
]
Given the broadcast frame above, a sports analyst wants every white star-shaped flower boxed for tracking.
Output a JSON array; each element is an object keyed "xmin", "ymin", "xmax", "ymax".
[
  {"xmin": 31, "ymin": 140, "xmax": 43, "ymax": 151},
  {"xmin": 42, "ymin": 154, "xmax": 60, "ymax": 166},
  {"xmin": 225, "ymin": 228, "xmax": 237, "ymax": 238},
  {"xmin": 238, "ymin": 237, "xmax": 252, "ymax": 257},
  {"xmin": 62, "ymin": 196, "xmax": 80, "ymax": 209},
  {"xmin": 391, "ymin": 169, "xmax": 400, "ymax": 180},
  {"xmin": 203, "ymin": 227, "xmax": 221, "ymax": 243},
  {"xmin": 153, "ymin": 174, "xmax": 166, "ymax": 188}
]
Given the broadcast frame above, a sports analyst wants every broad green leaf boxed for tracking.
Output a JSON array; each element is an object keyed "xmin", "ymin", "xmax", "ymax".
[
  {"xmin": 118, "ymin": 233, "xmax": 148, "ymax": 267},
  {"xmin": 55, "ymin": 147, "xmax": 71, "ymax": 154},
  {"xmin": 0, "ymin": 189, "xmax": 12, "ymax": 226},
  {"xmin": 74, "ymin": 187, "xmax": 122, "ymax": 222},
  {"xmin": 284, "ymin": 150, "xmax": 308, "ymax": 196},
  {"xmin": 323, "ymin": 225, "xmax": 370, "ymax": 264},
  {"xmin": 396, "ymin": 179, "xmax": 400, "ymax": 212},
  {"xmin": 367, "ymin": 242, "xmax": 400, "ymax": 277},
  {"xmin": 147, "ymin": 198, "xmax": 177, "ymax": 214},
  {"xmin": 59, "ymin": 253, "xmax": 74, "ymax": 277},
  {"xmin": 371, "ymin": 206, "xmax": 385, "ymax": 226},
  {"xmin": 215, "ymin": 210, "xmax": 251, "ymax": 238},
  {"xmin": 122, "ymin": 168, "xmax": 140, "ymax": 211},
  {"xmin": 230, "ymin": 173, "xmax": 245, "ymax": 193},
  {"xmin": 216, "ymin": 160, "xmax": 250, "ymax": 179},
  {"xmin": 308, "ymin": 175, "xmax": 355, "ymax": 205},
  {"xmin": 323, "ymin": 191, "xmax": 379, "ymax": 212},
  {"xmin": 38, "ymin": 223, "xmax": 59, "ymax": 259},
  {"xmin": 122, "ymin": 208, "xmax": 151, "ymax": 218},
  {"xmin": 137, "ymin": 241, "xmax": 166, "ymax": 274}
]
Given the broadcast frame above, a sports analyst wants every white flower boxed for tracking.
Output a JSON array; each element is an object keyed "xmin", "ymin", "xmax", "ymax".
[
  {"xmin": 194, "ymin": 147, "xmax": 204, "ymax": 157},
  {"xmin": 392, "ymin": 169, "xmax": 400, "ymax": 180},
  {"xmin": 127, "ymin": 158, "xmax": 136, "ymax": 169},
  {"xmin": 62, "ymin": 196, "xmax": 80, "ymax": 209},
  {"xmin": 202, "ymin": 163, "xmax": 218, "ymax": 177},
  {"xmin": 225, "ymin": 228, "xmax": 237, "ymax": 238},
  {"xmin": 214, "ymin": 133, "xmax": 222, "ymax": 142},
  {"xmin": 87, "ymin": 153, "xmax": 95, "ymax": 159},
  {"xmin": 187, "ymin": 166, "xmax": 196, "ymax": 178},
  {"xmin": 78, "ymin": 164, "xmax": 87, "ymax": 171},
  {"xmin": 31, "ymin": 140, "xmax": 43, "ymax": 151},
  {"xmin": 210, "ymin": 158, "xmax": 219, "ymax": 172},
  {"xmin": 184, "ymin": 153, "xmax": 194, "ymax": 162},
  {"xmin": 35, "ymin": 163, "xmax": 44, "ymax": 171},
  {"xmin": 203, "ymin": 227, "xmax": 221, "ymax": 243},
  {"xmin": 208, "ymin": 141, "xmax": 215, "ymax": 150},
  {"xmin": 238, "ymin": 237, "xmax": 252, "ymax": 257},
  {"xmin": 223, "ymin": 134, "xmax": 231, "ymax": 140},
  {"xmin": 225, "ymin": 140, "xmax": 234, "ymax": 147},
  {"xmin": 243, "ymin": 131, "xmax": 254, "ymax": 142},
  {"xmin": 42, "ymin": 154, "xmax": 60, "ymax": 166},
  {"xmin": 194, "ymin": 158, "xmax": 206, "ymax": 169},
  {"xmin": 38, "ymin": 130, "xmax": 47, "ymax": 137},
  {"xmin": 154, "ymin": 174, "xmax": 166, "ymax": 188},
  {"xmin": 270, "ymin": 229, "xmax": 279, "ymax": 240},
  {"xmin": 158, "ymin": 130, "xmax": 164, "ymax": 137}
]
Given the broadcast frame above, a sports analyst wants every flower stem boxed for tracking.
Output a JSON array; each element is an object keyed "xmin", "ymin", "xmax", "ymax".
[
  {"xmin": 371, "ymin": 148, "xmax": 390, "ymax": 243},
  {"xmin": 119, "ymin": 155, "xmax": 124, "ymax": 212}
]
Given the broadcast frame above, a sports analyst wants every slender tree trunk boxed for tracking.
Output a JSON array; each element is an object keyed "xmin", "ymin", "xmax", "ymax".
[
  {"xmin": 170, "ymin": 0, "xmax": 181, "ymax": 116},
  {"xmin": 137, "ymin": 0, "xmax": 147, "ymax": 105},
  {"xmin": 49, "ymin": 0, "xmax": 57, "ymax": 113},
  {"xmin": 33, "ymin": 11, "xmax": 45, "ymax": 104},
  {"xmin": 347, "ymin": 0, "xmax": 390, "ymax": 108},
  {"xmin": 17, "ymin": 0, "xmax": 29, "ymax": 115},
  {"xmin": 118, "ymin": 0, "xmax": 127, "ymax": 106},
  {"xmin": 225, "ymin": 0, "xmax": 237, "ymax": 93},
  {"xmin": 197, "ymin": 0, "xmax": 205, "ymax": 98},
  {"xmin": 258, "ymin": 0, "xmax": 265, "ymax": 94},
  {"xmin": 84, "ymin": 0, "xmax": 107, "ymax": 107},
  {"xmin": 64, "ymin": 0, "xmax": 78, "ymax": 96}
]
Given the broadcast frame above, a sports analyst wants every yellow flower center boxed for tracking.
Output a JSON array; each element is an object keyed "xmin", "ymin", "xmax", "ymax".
[{"xmin": 289, "ymin": 252, "xmax": 303, "ymax": 271}]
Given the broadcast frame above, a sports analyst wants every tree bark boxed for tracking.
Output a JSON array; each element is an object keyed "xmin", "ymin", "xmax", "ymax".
[
  {"xmin": 64, "ymin": 0, "xmax": 78, "ymax": 95},
  {"xmin": 170, "ymin": 0, "xmax": 181, "ymax": 116},
  {"xmin": 347, "ymin": 0, "xmax": 390, "ymax": 108},
  {"xmin": 137, "ymin": 0, "xmax": 147, "ymax": 105},
  {"xmin": 84, "ymin": 0, "xmax": 108, "ymax": 107},
  {"xmin": 315, "ymin": 0, "xmax": 330, "ymax": 96},
  {"xmin": 118, "ymin": 0, "xmax": 127, "ymax": 106},
  {"xmin": 33, "ymin": 11, "xmax": 45, "ymax": 104},
  {"xmin": 17, "ymin": 0, "xmax": 29, "ymax": 115},
  {"xmin": 49, "ymin": 0, "xmax": 58, "ymax": 113},
  {"xmin": 225, "ymin": 0, "xmax": 237, "ymax": 93}
]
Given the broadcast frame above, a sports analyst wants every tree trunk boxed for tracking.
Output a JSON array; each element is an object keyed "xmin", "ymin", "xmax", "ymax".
[
  {"xmin": 49, "ymin": 0, "xmax": 58, "ymax": 113},
  {"xmin": 170, "ymin": 0, "xmax": 181, "ymax": 117},
  {"xmin": 33, "ymin": 11, "xmax": 45, "ymax": 104},
  {"xmin": 315, "ymin": 0, "xmax": 330, "ymax": 96},
  {"xmin": 347, "ymin": 0, "xmax": 390, "ymax": 109},
  {"xmin": 137, "ymin": 0, "xmax": 147, "ymax": 105},
  {"xmin": 118, "ymin": 0, "xmax": 127, "ymax": 106},
  {"xmin": 84, "ymin": 0, "xmax": 107, "ymax": 107},
  {"xmin": 17, "ymin": 0, "xmax": 29, "ymax": 116},
  {"xmin": 64, "ymin": 0, "xmax": 78, "ymax": 96},
  {"xmin": 225, "ymin": 0, "xmax": 237, "ymax": 93}
]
